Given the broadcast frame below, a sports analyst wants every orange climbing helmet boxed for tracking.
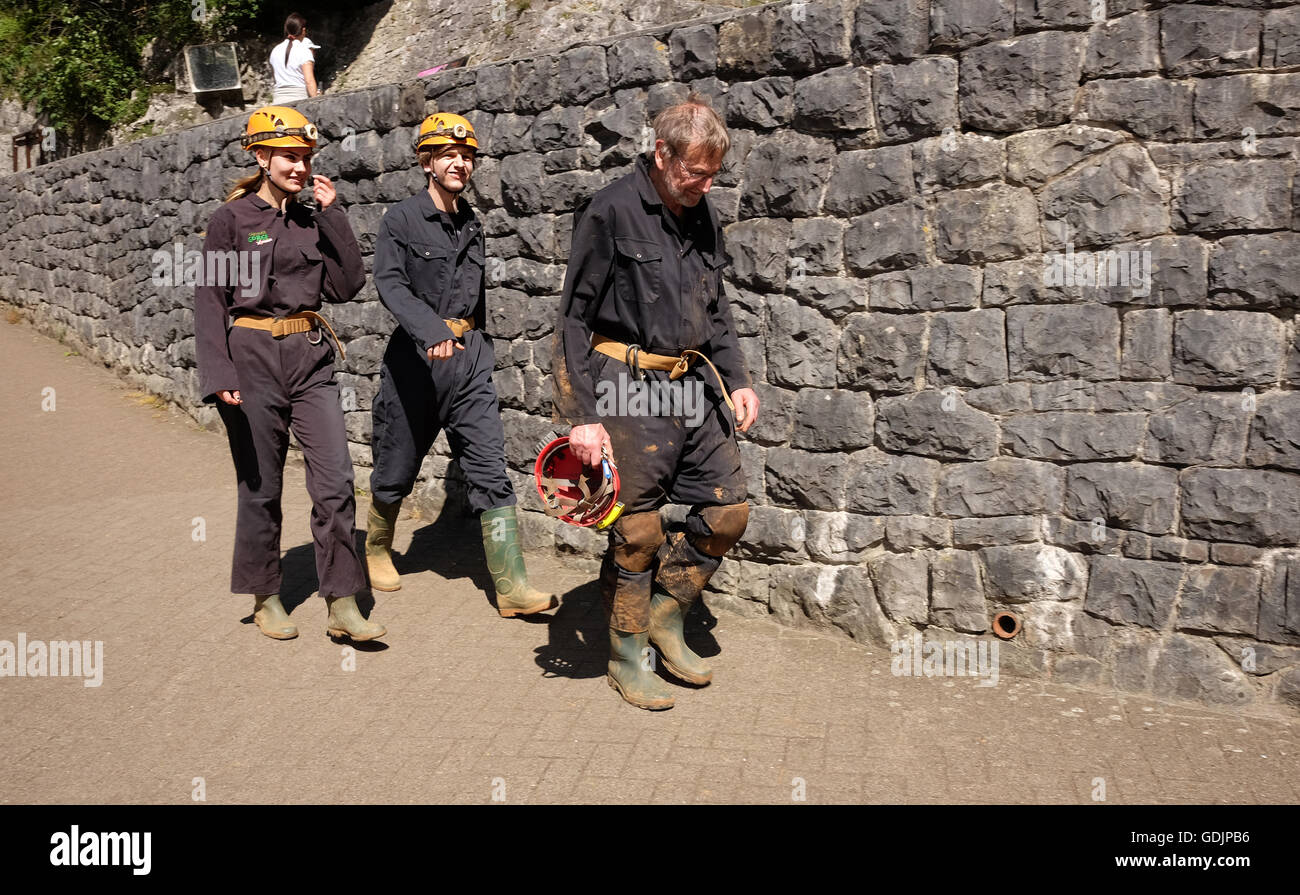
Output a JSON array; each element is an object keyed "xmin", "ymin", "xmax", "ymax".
[
  {"xmin": 415, "ymin": 113, "xmax": 478, "ymax": 152},
  {"xmin": 534, "ymin": 437, "xmax": 624, "ymax": 529},
  {"xmin": 241, "ymin": 106, "xmax": 319, "ymax": 151}
]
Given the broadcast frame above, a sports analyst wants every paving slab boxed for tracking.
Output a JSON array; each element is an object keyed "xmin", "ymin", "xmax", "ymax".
[{"xmin": 1, "ymin": 317, "xmax": 1297, "ymax": 805}]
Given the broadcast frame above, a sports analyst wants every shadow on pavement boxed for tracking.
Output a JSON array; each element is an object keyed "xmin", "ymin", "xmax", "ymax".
[
  {"xmin": 266, "ymin": 535, "xmax": 386, "ymax": 651},
  {"xmin": 534, "ymin": 579, "xmax": 606, "ymax": 679},
  {"xmin": 400, "ymin": 504, "xmax": 497, "ymax": 612}
]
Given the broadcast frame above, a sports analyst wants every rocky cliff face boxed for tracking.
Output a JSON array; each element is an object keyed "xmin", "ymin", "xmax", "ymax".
[
  {"xmin": 95, "ymin": 0, "xmax": 747, "ymax": 151},
  {"xmin": 329, "ymin": 0, "xmax": 745, "ymax": 90}
]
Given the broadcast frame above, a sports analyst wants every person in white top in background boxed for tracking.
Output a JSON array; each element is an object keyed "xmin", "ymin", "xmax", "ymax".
[{"xmin": 269, "ymin": 12, "xmax": 320, "ymax": 104}]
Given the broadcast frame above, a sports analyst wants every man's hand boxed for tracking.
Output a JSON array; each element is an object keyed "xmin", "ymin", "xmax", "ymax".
[
  {"xmin": 732, "ymin": 387, "xmax": 760, "ymax": 433},
  {"xmin": 427, "ymin": 339, "xmax": 465, "ymax": 361},
  {"xmin": 569, "ymin": 422, "xmax": 611, "ymax": 468},
  {"xmin": 217, "ymin": 389, "xmax": 242, "ymax": 405},
  {"xmin": 312, "ymin": 174, "xmax": 336, "ymax": 209}
]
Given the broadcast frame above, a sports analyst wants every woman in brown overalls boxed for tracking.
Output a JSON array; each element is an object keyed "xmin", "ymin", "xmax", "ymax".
[{"xmin": 194, "ymin": 105, "xmax": 385, "ymax": 642}]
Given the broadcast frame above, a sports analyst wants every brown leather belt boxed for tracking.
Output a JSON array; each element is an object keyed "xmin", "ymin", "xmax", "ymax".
[
  {"xmin": 444, "ymin": 316, "xmax": 476, "ymax": 339},
  {"xmin": 231, "ymin": 311, "xmax": 346, "ymax": 361},
  {"xmin": 591, "ymin": 333, "xmax": 734, "ymax": 412}
]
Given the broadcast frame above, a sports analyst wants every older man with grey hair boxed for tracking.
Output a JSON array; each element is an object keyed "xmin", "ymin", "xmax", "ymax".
[{"xmin": 553, "ymin": 95, "xmax": 760, "ymax": 710}]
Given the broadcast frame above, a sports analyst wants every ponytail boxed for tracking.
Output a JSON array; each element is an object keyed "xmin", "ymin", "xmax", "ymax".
[
  {"xmin": 283, "ymin": 12, "xmax": 307, "ymax": 66},
  {"xmin": 225, "ymin": 169, "xmax": 263, "ymax": 203}
]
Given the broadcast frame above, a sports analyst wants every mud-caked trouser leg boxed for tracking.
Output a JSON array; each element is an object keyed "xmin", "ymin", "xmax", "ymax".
[
  {"xmin": 601, "ymin": 511, "xmax": 674, "ymax": 710},
  {"xmin": 650, "ymin": 503, "xmax": 749, "ymax": 685},
  {"xmin": 446, "ymin": 333, "xmax": 557, "ymax": 616},
  {"xmin": 602, "ymin": 511, "xmax": 664, "ymax": 634},
  {"xmin": 656, "ymin": 503, "xmax": 751, "ymax": 604},
  {"xmin": 654, "ymin": 374, "xmax": 749, "ymax": 605}
]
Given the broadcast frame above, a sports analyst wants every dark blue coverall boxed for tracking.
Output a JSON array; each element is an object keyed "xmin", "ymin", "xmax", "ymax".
[{"xmin": 368, "ymin": 189, "xmax": 514, "ymax": 512}]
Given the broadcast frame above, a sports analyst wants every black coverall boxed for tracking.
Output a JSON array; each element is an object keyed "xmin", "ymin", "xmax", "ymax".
[
  {"xmin": 368, "ymin": 190, "xmax": 513, "ymax": 513},
  {"xmin": 553, "ymin": 152, "xmax": 752, "ymax": 633},
  {"xmin": 195, "ymin": 194, "xmax": 368, "ymax": 599}
]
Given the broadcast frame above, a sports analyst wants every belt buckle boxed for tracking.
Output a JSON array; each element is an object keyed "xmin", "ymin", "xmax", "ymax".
[
  {"xmin": 306, "ymin": 322, "xmax": 323, "ymax": 345},
  {"xmin": 626, "ymin": 343, "xmax": 645, "ymax": 382}
]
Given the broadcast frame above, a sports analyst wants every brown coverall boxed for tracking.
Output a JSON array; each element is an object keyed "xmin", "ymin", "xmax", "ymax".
[{"xmin": 194, "ymin": 194, "xmax": 368, "ymax": 598}]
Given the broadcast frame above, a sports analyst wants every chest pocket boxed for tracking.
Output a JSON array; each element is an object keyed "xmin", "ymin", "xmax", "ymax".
[
  {"xmin": 454, "ymin": 244, "xmax": 486, "ymax": 313},
  {"xmin": 272, "ymin": 241, "xmax": 323, "ymax": 288},
  {"xmin": 408, "ymin": 242, "xmax": 454, "ymax": 301},
  {"xmin": 465, "ymin": 244, "xmax": 485, "ymax": 276},
  {"xmin": 699, "ymin": 250, "xmax": 727, "ymax": 308},
  {"xmin": 613, "ymin": 236, "xmax": 663, "ymax": 304}
]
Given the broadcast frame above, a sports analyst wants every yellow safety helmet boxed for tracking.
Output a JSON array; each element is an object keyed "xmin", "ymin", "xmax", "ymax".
[
  {"xmin": 415, "ymin": 113, "xmax": 478, "ymax": 152},
  {"xmin": 241, "ymin": 105, "xmax": 319, "ymax": 151}
]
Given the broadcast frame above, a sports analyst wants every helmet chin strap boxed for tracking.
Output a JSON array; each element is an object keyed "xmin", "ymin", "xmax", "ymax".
[
  {"xmin": 428, "ymin": 166, "xmax": 465, "ymax": 211},
  {"xmin": 259, "ymin": 155, "xmax": 298, "ymax": 207}
]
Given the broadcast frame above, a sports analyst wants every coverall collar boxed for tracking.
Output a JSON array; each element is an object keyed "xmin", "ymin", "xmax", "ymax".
[
  {"xmin": 634, "ymin": 152, "xmax": 663, "ymax": 210},
  {"xmin": 634, "ymin": 151, "xmax": 715, "ymax": 236},
  {"xmin": 417, "ymin": 187, "xmax": 472, "ymax": 224},
  {"xmin": 245, "ymin": 192, "xmax": 310, "ymax": 222}
]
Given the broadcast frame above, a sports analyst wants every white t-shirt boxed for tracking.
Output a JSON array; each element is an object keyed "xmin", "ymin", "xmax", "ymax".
[{"xmin": 269, "ymin": 38, "xmax": 315, "ymax": 88}]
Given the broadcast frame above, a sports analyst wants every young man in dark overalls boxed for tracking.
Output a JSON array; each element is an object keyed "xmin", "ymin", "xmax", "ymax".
[{"xmin": 365, "ymin": 113, "xmax": 556, "ymax": 617}]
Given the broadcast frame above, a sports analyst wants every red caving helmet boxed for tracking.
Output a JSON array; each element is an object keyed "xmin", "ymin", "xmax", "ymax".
[{"xmin": 534, "ymin": 437, "xmax": 624, "ymax": 529}]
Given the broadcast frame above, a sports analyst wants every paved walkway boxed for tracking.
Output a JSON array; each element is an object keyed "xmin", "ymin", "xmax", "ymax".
[{"xmin": 1, "ymin": 316, "xmax": 1298, "ymax": 804}]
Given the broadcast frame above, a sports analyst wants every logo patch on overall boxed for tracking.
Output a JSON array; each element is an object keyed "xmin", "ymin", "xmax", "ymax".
[{"xmin": 247, "ymin": 230, "xmax": 272, "ymax": 245}]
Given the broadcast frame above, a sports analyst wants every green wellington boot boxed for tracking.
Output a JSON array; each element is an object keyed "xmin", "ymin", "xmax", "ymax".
[
  {"xmin": 480, "ymin": 505, "xmax": 559, "ymax": 617},
  {"xmin": 365, "ymin": 499, "xmax": 402, "ymax": 592},
  {"xmin": 607, "ymin": 628, "xmax": 675, "ymax": 710},
  {"xmin": 325, "ymin": 595, "xmax": 387, "ymax": 642},
  {"xmin": 647, "ymin": 588, "xmax": 712, "ymax": 685},
  {"xmin": 252, "ymin": 593, "xmax": 298, "ymax": 640}
]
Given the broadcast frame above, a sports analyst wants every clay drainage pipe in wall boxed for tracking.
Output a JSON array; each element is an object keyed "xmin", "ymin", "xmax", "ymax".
[{"xmin": 992, "ymin": 611, "xmax": 1021, "ymax": 640}]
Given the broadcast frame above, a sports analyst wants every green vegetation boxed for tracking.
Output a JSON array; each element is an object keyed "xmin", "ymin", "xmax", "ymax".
[
  {"xmin": 0, "ymin": 0, "xmax": 266, "ymax": 151},
  {"xmin": 126, "ymin": 121, "xmax": 156, "ymax": 141}
]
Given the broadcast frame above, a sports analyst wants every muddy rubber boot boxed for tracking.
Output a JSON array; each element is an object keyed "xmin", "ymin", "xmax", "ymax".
[
  {"xmin": 480, "ymin": 505, "xmax": 558, "ymax": 617},
  {"xmin": 365, "ymin": 498, "xmax": 402, "ymax": 592},
  {"xmin": 325, "ymin": 594, "xmax": 386, "ymax": 642},
  {"xmin": 252, "ymin": 593, "xmax": 298, "ymax": 640},
  {"xmin": 648, "ymin": 589, "xmax": 712, "ymax": 685},
  {"xmin": 606, "ymin": 628, "xmax": 675, "ymax": 711}
]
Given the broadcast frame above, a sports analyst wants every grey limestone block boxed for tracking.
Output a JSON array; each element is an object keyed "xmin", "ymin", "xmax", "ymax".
[
  {"xmin": 1160, "ymin": 4, "xmax": 1260, "ymax": 77},
  {"xmin": 958, "ymin": 31, "xmax": 1083, "ymax": 132},
  {"xmin": 876, "ymin": 389, "xmax": 1000, "ymax": 461}
]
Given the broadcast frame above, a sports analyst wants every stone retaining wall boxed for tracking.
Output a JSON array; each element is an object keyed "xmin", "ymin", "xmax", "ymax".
[{"xmin": 3, "ymin": 0, "xmax": 1299, "ymax": 712}]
